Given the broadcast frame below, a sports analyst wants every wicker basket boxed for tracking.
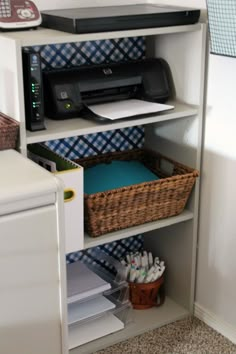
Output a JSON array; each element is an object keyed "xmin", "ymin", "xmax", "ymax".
[
  {"xmin": 129, "ymin": 275, "xmax": 165, "ymax": 309},
  {"xmin": 0, "ymin": 113, "xmax": 19, "ymax": 151},
  {"xmin": 75, "ymin": 148, "xmax": 199, "ymax": 237}
]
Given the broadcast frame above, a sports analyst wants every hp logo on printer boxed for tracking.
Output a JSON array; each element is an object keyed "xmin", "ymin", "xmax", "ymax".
[{"xmin": 103, "ymin": 68, "xmax": 113, "ymax": 75}]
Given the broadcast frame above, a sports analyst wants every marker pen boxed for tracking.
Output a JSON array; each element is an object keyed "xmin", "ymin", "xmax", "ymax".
[
  {"xmin": 124, "ymin": 264, "xmax": 131, "ymax": 280},
  {"xmin": 134, "ymin": 267, "xmax": 140, "ymax": 281},
  {"xmin": 152, "ymin": 270, "xmax": 160, "ymax": 281},
  {"xmin": 126, "ymin": 253, "xmax": 131, "ymax": 264},
  {"xmin": 134, "ymin": 255, "xmax": 141, "ymax": 267},
  {"xmin": 120, "ymin": 259, "xmax": 127, "ymax": 266},
  {"xmin": 143, "ymin": 251, "xmax": 149, "ymax": 271},
  {"xmin": 147, "ymin": 265, "xmax": 155, "ymax": 277},
  {"xmin": 141, "ymin": 255, "xmax": 146, "ymax": 269},
  {"xmin": 143, "ymin": 250, "xmax": 148, "ymax": 262},
  {"xmin": 153, "ymin": 265, "xmax": 165, "ymax": 281},
  {"xmin": 129, "ymin": 268, "xmax": 136, "ymax": 282},
  {"xmin": 137, "ymin": 269, "xmax": 146, "ymax": 283},
  {"xmin": 130, "ymin": 261, "xmax": 136, "ymax": 270},
  {"xmin": 148, "ymin": 252, "xmax": 153, "ymax": 266},
  {"xmin": 130, "ymin": 252, "xmax": 134, "ymax": 263},
  {"xmin": 159, "ymin": 265, "xmax": 165, "ymax": 278},
  {"xmin": 144, "ymin": 273, "xmax": 154, "ymax": 283}
]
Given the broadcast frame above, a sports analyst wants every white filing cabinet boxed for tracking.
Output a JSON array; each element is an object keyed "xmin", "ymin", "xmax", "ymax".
[{"xmin": 0, "ymin": 150, "xmax": 68, "ymax": 354}]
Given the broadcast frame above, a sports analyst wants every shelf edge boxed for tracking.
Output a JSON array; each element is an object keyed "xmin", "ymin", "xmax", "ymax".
[
  {"xmin": 26, "ymin": 104, "xmax": 198, "ymax": 145},
  {"xmin": 5, "ymin": 23, "xmax": 204, "ymax": 47},
  {"xmin": 83, "ymin": 209, "xmax": 194, "ymax": 249}
]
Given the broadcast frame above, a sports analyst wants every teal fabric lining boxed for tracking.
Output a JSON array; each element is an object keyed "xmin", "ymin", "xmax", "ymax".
[{"xmin": 84, "ymin": 160, "xmax": 158, "ymax": 194}]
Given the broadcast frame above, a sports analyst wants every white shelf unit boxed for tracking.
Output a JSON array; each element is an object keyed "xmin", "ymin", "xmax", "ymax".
[{"xmin": 0, "ymin": 19, "xmax": 207, "ymax": 354}]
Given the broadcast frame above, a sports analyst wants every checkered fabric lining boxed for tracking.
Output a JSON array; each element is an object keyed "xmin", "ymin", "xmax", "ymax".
[
  {"xmin": 44, "ymin": 126, "xmax": 144, "ymax": 160},
  {"xmin": 32, "ymin": 37, "xmax": 145, "ymax": 69},
  {"xmin": 31, "ymin": 37, "xmax": 146, "ymax": 262},
  {"xmin": 207, "ymin": 0, "xmax": 236, "ymax": 57},
  {"xmin": 66, "ymin": 235, "xmax": 144, "ymax": 269}
]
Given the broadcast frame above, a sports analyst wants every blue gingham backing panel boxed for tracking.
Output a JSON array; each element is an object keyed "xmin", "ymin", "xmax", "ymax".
[
  {"xmin": 32, "ymin": 36, "xmax": 145, "ymax": 69},
  {"xmin": 207, "ymin": 0, "xmax": 236, "ymax": 58},
  {"xmin": 44, "ymin": 126, "xmax": 144, "ymax": 160},
  {"xmin": 66, "ymin": 235, "xmax": 143, "ymax": 270}
]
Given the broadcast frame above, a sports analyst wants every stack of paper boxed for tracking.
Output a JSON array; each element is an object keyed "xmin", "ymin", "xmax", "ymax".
[
  {"xmin": 68, "ymin": 295, "xmax": 115, "ymax": 325},
  {"xmin": 68, "ymin": 312, "xmax": 124, "ymax": 348},
  {"xmin": 67, "ymin": 261, "xmax": 111, "ymax": 303},
  {"xmin": 67, "ymin": 261, "xmax": 128, "ymax": 349}
]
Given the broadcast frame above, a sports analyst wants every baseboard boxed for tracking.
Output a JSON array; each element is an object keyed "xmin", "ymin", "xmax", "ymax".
[{"xmin": 194, "ymin": 302, "xmax": 236, "ymax": 345}]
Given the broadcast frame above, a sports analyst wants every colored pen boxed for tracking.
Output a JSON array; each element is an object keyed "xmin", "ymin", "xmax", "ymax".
[{"xmin": 148, "ymin": 251, "xmax": 153, "ymax": 266}]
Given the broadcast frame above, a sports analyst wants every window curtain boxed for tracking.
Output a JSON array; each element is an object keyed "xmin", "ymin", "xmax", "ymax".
[{"xmin": 207, "ymin": 0, "xmax": 236, "ymax": 57}]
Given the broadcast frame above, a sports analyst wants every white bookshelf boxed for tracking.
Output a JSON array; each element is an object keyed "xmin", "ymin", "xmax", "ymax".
[{"xmin": 0, "ymin": 14, "xmax": 207, "ymax": 354}]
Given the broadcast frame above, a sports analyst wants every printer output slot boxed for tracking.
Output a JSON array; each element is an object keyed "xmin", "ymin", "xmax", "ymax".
[{"xmin": 82, "ymin": 85, "xmax": 138, "ymax": 105}]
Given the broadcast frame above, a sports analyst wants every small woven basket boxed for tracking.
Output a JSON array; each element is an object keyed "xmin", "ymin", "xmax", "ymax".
[
  {"xmin": 75, "ymin": 148, "xmax": 199, "ymax": 237},
  {"xmin": 0, "ymin": 113, "xmax": 19, "ymax": 151},
  {"xmin": 129, "ymin": 276, "xmax": 165, "ymax": 309}
]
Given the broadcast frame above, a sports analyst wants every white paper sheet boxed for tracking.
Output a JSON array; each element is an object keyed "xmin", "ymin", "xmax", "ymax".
[
  {"xmin": 69, "ymin": 312, "xmax": 124, "ymax": 348},
  {"xmin": 87, "ymin": 99, "xmax": 174, "ymax": 120},
  {"xmin": 67, "ymin": 261, "xmax": 111, "ymax": 303},
  {"xmin": 68, "ymin": 295, "xmax": 115, "ymax": 325}
]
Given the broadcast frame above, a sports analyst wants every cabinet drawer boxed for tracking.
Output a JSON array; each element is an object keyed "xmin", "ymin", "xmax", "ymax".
[{"xmin": 0, "ymin": 205, "xmax": 63, "ymax": 354}]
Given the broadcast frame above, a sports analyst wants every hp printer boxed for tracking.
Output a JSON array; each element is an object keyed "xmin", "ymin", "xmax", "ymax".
[{"xmin": 43, "ymin": 58, "xmax": 173, "ymax": 120}]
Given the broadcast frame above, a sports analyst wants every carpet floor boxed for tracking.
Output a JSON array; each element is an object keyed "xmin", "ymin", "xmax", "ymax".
[{"xmin": 96, "ymin": 317, "xmax": 236, "ymax": 354}]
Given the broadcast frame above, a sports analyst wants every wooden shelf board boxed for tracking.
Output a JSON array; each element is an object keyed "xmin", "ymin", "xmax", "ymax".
[
  {"xmin": 26, "ymin": 101, "xmax": 198, "ymax": 144},
  {"xmin": 83, "ymin": 209, "xmax": 193, "ymax": 249},
  {"xmin": 69, "ymin": 296, "xmax": 189, "ymax": 354},
  {"xmin": 1, "ymin": 23, "xmax": 202, "ymax": 46}
]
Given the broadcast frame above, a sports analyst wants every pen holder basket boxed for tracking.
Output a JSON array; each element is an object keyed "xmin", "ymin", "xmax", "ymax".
[
  {"xmin": 0, "ymin": 113, "xmax": 19, "ymax": 151},
  {"xmin": 129, "ymin": 275, "xmax": 165, "ymax": 310}
]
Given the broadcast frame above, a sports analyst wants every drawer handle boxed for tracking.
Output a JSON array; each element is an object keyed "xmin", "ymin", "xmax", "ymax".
[{"xmin": 64, "ymin": 189, "xmax": 76, "ymax": 202}]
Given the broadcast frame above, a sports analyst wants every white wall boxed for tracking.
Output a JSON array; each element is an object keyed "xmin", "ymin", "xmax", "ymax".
[
  {"xmin": 196, "ymin": 54, "xmax": 236, "ymax": 336},
  {"xmin": 34, "ymin": 0, "xmax": 236, "ymax": 341}
]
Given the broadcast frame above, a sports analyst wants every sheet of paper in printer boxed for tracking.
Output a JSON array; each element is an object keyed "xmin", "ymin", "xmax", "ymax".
[{"xmin": 87, "ymin": 99, "xmax": 174, "ymax": 120}]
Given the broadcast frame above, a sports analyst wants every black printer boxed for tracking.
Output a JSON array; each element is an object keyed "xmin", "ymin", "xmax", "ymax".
[{"xmin": 43, "ymin": 58, "xmax": 173, "ymax": 120}]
